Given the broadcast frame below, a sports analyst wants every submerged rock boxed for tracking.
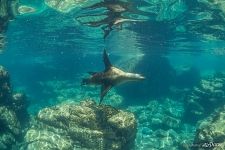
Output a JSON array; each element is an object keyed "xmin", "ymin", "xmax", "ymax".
[
  {"xmin": 0, "ymin": 132, "xmax": 16, "ymax": 150},
  {"xmin": 24, "ymin": 100, "xmax": 137, "ymax": 150},
  {"xmin": 184, "ymin": 74, "xmax": 225, "ymax": 123},
  {"xmin": 0, "ymin": 106, "xmax": 21, "ymax": 136},
  {"xmin": 0, "ymin": 0, "xmax": 18, "ymax": 50},
  {"xmin": 127, "ymin": 99, "xmax": 196, "ymax": 150},
  {"xmin": 193, "ymin": 106, "xmax": 225, "ymax": 150},
  {"xmin": 25, "ymin": 129, "xmax": 73, "ymax": 150},
  {"xmin": 0, "ymin": 66, "xmax": 29, "ymax": 149}
]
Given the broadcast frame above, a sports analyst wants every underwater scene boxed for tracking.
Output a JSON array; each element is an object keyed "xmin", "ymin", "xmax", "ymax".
[{"xmin": 1, "ymin": 0, "xmax": 225, "ymax": 149}]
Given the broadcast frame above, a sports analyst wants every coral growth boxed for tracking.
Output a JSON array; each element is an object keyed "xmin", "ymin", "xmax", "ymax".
[{"xmin": 24, "ymin": 100, "xmax": 137, "ymax": 150}]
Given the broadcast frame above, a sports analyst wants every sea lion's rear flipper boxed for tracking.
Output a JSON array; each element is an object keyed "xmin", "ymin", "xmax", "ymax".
[
  {"xmin": 99, "ymin": 84, "xmax": 112, "ymax": 104},
  {"xmin": 103, "ymin": 49, "xmax": 112, "ymax": 71}
]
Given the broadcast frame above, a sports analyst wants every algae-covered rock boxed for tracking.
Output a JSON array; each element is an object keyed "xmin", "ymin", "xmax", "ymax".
[
  {"xmin": 38, "ymin": 101, "xmax": 99, "ymax": 129},
  {"xmin": 108, "ymin": 111, "xmax": 136, "ymax": 130},
  {"xmin": 0, "ymin": 132, "xmax": 16, "ymax": 150},
  {"xmin": 193, "ymin": 106, "xmax": 225, "ymax": 150},
  {"xmin": 25, "ymin": 129, "xmax": 73, "ymax": 150},
  {"xmin": 24, "ymin": 100, "xmax": 137, "ymax": 150},
  {"xmin": 0, "ymin": 106, "xmax": 21, "ymax": 136}
]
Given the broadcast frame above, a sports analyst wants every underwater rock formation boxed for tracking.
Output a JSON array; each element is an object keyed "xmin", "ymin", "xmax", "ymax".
[
  {"xmin": 0, "ymin": 0, "xmax": 18, "ymax": 50},
  {"xmin": 127, "ymin": 99, "xmax": 196, "ymax": 149},
  {"xmin": 185, "ymin": 0, "xmax": 225, "ymax": 40},
  {"xmin": 184, "ymin": 73, "xmax": 225, "ymax": 123},
  {"xmin": 24, "ymin": 100, "xmax": 137, "ymax": 150},
  {"xmin": 0, "ymin": 66, "xmax": 29, "ymax": 149},
  {"xmin": 193, "ymin": 105, "xmax": 225, "ymax": 150},
  {"xmin": 0, "ymin": 66, "xmax": 11, "ymax": 104}
]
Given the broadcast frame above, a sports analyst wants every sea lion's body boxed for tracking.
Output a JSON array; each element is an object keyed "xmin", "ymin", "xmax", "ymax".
[
  {"xmin": 84, "ymin": 67, "xmax": 144, "ymax": 86},
  {"xmin": 82, "ymin": 49, "xmax": 145, "ymax": 104}
]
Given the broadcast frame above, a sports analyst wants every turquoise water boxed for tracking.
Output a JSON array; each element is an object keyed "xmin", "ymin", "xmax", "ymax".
[{"xmin": 1, "ymin": 0, "xmax": 225, "ymax": 149}]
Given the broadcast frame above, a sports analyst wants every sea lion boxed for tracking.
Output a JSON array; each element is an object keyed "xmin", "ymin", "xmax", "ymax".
[{"xmin": 82, "ymin": 49, "xmax": 145, "ymax": 104}]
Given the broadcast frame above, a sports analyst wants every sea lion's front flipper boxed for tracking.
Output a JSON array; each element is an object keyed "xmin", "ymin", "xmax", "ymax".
[
  {"xmin": 103, "ymin": 49, "xmax": 112, "ymax": 71},
  {"xmin": 99, "ymin": 84, "xmax": 112, "ymax": 104}
]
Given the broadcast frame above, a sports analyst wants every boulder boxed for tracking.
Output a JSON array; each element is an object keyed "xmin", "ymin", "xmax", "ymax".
[
  {"xmin": 0, "ymin": 106, "xmax": 21, "ymax": 136},
  {"xmin": 24, "ymin": 100, "xmax": 137, "ymax": 150},
  {"xmin": 0, "ymin": 132, "xmax": 16, "ymax": 150},
  {"xmin": 127, "ymin": 99, "xmax": 196, "ymax": 150},
  {"xmin": 184, "ymin": 74, "xmax": 225, "ymax": 123},
  {"xmin": 193, "ymin": 106, "xmax": 225, "ymax": 150}
]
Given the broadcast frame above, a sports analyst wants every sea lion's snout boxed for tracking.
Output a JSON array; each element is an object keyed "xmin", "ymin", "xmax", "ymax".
[
  {"xmin": 135, "ymin": 74, "xmax": 145, "ymax": 80},
  {"xmin": 125, "ymin": 73, "xmax": 145, "ymax": 81}
]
